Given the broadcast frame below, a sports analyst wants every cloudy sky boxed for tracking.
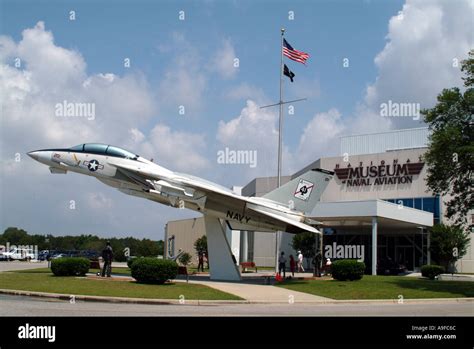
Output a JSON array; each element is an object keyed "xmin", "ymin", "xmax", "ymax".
[{"xmin": 1, "ymin": 0, "xmax": 472, "ymax": 239}]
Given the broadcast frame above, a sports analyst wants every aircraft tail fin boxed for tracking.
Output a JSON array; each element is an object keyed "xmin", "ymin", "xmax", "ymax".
[{"xmin": 263, "ymin": 168, "xmax": 333, "ymax": 215}]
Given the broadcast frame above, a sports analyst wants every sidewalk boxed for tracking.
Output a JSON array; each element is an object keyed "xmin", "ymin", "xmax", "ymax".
[
  {"xmin": 86, "ymin": 272, "xmax": 331, "ymax": 303},
  {"xmin": 183, "ymin": 278, "xmax": 331, "ymax": 303},
  {"xmin": 439, "ymin": 274, "xmax": 474, "ymax": 282}
]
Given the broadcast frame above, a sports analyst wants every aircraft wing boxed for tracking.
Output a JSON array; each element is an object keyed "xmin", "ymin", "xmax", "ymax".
[
  {"xmin": 246, "ymin": 204, "xmax": 321, "ymax": 234},
  {"xmin": 110, "ymin": 162, "xmax": 319, "ymax": 234},
  {"xmin": 175, "ymin": 175, "xmax": 321, "ymax": 235}
]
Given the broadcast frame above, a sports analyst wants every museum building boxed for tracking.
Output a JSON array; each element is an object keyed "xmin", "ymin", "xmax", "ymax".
[{"xmin": 165, "ymin": 127, "xmax": 473, "ymax": 274}]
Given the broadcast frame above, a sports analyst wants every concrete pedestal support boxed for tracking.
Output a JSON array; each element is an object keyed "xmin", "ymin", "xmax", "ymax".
[
  {"xmin": 372, "ymin": 216, "xmax": 378, "ymax": 275},
  {"xmin": 205, "ymin": 215, "xmax": 241, "ymax": 281},
  {"xmin": 427, "ymin": 230, "xmax": 431, "ymax": 265}
]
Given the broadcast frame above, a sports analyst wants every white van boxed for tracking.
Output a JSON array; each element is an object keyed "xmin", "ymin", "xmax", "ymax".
[{"xmin": 2, "ymin": 248, "xmax": 36, "ymax": 261}]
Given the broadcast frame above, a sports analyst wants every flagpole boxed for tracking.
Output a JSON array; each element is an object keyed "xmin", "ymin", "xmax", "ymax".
[
  {"xmin": 276, "ymin": 28, "xmax": 285, "ymax": 274},
  {"xmin": 278, "ymin": 28, "xmax": 285, "ymax": 188}
]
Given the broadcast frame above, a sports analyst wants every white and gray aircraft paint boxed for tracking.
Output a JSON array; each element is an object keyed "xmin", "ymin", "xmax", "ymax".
[{"xmin": 28, "ymin": 143, "xmax": 333, "ymax": 279}]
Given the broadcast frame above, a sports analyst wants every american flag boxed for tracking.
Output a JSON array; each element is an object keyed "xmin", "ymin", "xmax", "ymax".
[{"xmin": 283, "ymin": 38, "xmax": 309, "ymax": 64}]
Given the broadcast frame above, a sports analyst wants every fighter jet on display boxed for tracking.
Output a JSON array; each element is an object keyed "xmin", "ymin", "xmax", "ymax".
[{"xmin": 28, "ymin": 143, "xmax": 333, "ymax": 280}]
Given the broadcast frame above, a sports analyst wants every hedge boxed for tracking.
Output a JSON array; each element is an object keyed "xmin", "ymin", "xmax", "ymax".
[
  {"xmin": 130, "ymin": 257, "xmax": 178, "ymax": 284},
  {"xmin": 51, "ymin": 257, "xmax": 90, "ymax": 276},
  {"xmin": 421, "ymin": 264, "xmax": 445, "ymax": 280},
  {"xmin": 127, "ymin": 256, "xmax": 137, "ymax": 269},
  {"xmin": 331, "ymin": 259, "xmax": 365, "ymax": 281}
]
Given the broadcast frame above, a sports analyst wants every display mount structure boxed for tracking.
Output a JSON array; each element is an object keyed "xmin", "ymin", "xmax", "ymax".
[{"xmin": 205, "ymin": 216, "xmax": 241, "ymax": 281}]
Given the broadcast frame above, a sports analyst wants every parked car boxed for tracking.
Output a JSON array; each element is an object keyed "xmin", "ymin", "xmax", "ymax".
[
  {"xmin": 2, "ymin": 248, "xmax": 36, "ymax": 261},
  {"xmin": 37, "ymin": 250, "xmax": 50, "ymax": 261}
]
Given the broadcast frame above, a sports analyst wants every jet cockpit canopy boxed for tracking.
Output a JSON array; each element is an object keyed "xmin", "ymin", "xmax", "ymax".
[{"xmin": 69, "ymin": 143, "xmax": 139, "ymax": 160}]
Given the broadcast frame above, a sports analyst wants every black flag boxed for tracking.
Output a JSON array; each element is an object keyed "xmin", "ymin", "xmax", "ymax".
[{"xmin": 283, "ymin": 64, "xmax": 295, "ymax": 82}]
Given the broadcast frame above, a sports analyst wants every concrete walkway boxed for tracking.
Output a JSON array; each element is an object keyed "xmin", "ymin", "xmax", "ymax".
[
  {"xmin": 439, "ymin": 273, "xmax": 474, "ymax": 282},
  {"xmin": 183, "ymin": 278, "xmax": 331, "ymax": 303},
  {"xmin": 86, "ymin": 272, "xmax": 331, "ymax": 303}
]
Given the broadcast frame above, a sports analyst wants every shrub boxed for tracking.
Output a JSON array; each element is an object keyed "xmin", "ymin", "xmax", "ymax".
[
  {"xmin": 130, "ymin": 257, "xmax": 178, "ymax": 284},
  {"xmin": 51, "ymin": 257, "xmax": 90, "ymax": 276},
  {"xmin": 331, "ymin": 259, "xmax": 365, "ymax": 281},
  {"xmin": 421, "ymin": 264, "xmax": 445, "ymax": 280},
  {"xmin": 179, "ymin": 252, "xmax": 192, "ymax": 266},
  {"xmin": 127, "ymin": 256, "xmax": 137, "ymax": 269}
]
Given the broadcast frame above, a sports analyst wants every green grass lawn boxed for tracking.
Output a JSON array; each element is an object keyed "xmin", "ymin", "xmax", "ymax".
[
  {"xmin": 15, "ymin": 267, "xmax": 132, "ymax": 276},
  {"xmin": 0, "ymin": 269, "xmax": 241, "ymax": 300},
  {"xmin": 276, "ymin": 275, "xmax": 474, "ymax": 300}
]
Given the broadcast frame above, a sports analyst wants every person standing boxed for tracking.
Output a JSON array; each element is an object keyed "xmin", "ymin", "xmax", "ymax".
[
  {"xmin": 297, "ymin": 250, "xmax": 305, "ymax": 272},
  {"xmin": 204, "ymin": 252, "xmax": 209, "ymax": 269},
  {"xmin": 101, "ymin": 241, "xmax": 113, "ymax": 277},
  {"xmin": 313, "ymin": 251, "xmax": 322, "ymax": 277},
  {"xmin": 197, "ymin": 251, "xmax": 204, "ymax": 272},
  {"xmin": 289, "ymin": 255, "xmax": 296, "ymax": 277},
  {"xmin": 278, "ymin": 251, "xmax": 287, "ymax": 278}
]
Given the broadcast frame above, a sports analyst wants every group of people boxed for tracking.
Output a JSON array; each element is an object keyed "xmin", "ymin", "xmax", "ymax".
[
  {"xmin": 278, "ymin": 250, "xmax": 305, "ymax": 278},
  {"xmin": 278, "ymin": 250, "xmax": 333, "ymax": 278}
]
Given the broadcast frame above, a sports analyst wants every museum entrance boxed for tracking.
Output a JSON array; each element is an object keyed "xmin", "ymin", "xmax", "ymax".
[{"xmin": 324, "ymin": 230, "xmax": 428, "ymax": 273}]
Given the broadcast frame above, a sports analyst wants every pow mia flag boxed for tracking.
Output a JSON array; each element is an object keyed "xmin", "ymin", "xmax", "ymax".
[{"xmin": 283, "ymin": 64, "xmax": 295, "ymax": 82}]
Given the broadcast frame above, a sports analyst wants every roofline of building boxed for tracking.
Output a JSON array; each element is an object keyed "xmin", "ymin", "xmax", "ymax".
[{"xmin": 338, "ymin": 126, "xmax": 429, "ymax": 139}]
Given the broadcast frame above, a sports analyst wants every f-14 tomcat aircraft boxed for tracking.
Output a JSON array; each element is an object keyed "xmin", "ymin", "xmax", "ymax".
[{"xmin": 28, "ymin": 143, "xmax": 333, "ymax": 280}]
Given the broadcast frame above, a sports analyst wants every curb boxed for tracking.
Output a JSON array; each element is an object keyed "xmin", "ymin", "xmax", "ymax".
[
  {"xmin": 316, "ymin": 298, "xmax": 474, "ymax": 305},
  {"xmin": 0, "ymin": 289, "xmax": 249, "ymax": 305},
  {"xmin": 0, "ymin": 288, "xmax": 472, "ymax": 305}
]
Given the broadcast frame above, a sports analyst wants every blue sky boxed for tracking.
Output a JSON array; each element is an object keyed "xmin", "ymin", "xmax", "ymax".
[
  {"xmin": 2, "ymin": 0, "xmax": 403, "ymax": 146},
  {"xmin": 1, "ymin": 0, "xmax": 471, "ymax": 238}
]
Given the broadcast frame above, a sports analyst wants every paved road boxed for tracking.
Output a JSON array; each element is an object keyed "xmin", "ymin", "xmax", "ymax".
[
  {"xmin": 1, "ymin": 294, "xmax": 472, "ymax": 316},
  {"xmin": 0, "ymin": 261, "xmax": 48, "ymax": 272}
]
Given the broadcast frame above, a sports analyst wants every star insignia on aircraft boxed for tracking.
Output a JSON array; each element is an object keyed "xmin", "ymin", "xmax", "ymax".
[{"xmin": 84, "ymin": 159, "xmax": 103, "ymax": 172}]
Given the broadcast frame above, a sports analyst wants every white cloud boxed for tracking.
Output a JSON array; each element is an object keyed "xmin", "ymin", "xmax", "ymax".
[
  {"xmin": 157, "ymin": 32, "xmax": 208, "ymax": 112},
  {"xmin": 216, "ymin": 100, "xmax": 281, "ymax": 177},
  {"xmin": 211, "ymin": 38, "xmax": 238, "ymax": 79},
  {"xmin": 17, "ymin": 21, "xmax": 86, "ymax": 91},
  {"xmin": 129, "ymin": 128, "xmax": 145, "ymax": 143},
  {"xmin": 224, "ymin": 82, "xmax": 267, "ymax": 103},
  {"xmin": 362, "ymin": 0, "xmax": 473, "ymax": 129},
  {"xmin": 215, "ymin": 101, "xmax": 347, "ymax": 178},
  {"xmin": 0, "ymin": 35, "xmax": 16, "ymax": 62},
  {"xmin": 87, "ymin": 192, "xmax": 113, "ymax": 209},
  {"xmin": 313, "ymin": 0, "xmax": 474, "ymax": 145},
  {"xmin": 287, "ymin": 76, "xmax": 321, "ymax": 100},
  {"xmin": 140, "ymin": 124, "xmax": 210, "ymax": 173},
  {"xmin": 296, "ymin": 108, "xmax": 345, "ymax": 165},
  {"xmin": 0, "ymin": 22, "xmax": 208, "ymax": 236},
  {"xmin": 217, "ymin": 100, "xmax": 277, "ymax": 147},
  {"xmin": 0, "ymin": 23, "xmax": 157, "ymax": 159}
]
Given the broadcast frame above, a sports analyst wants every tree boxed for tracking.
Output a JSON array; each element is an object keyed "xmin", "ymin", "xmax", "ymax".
[
  {"xmin": 1, "ymin": 227, "xmax": 29, "ymax": 245},
  {"xmin": 194, "ymin": 235, "xmax": 207, "ymax": 254},
  {"xmin": 430, "ymin": 223, "xmax": 470, "ymax": 272},
  {"xmin": 421, "ymin": 50, "xmax": 474, "ymax": 229},
  {"xmin": 292, "ymin": 232, "xmax": 316, "ymax": 271},
  {"xmin": 178, "ymin": 252, "xmax": 192, "ymax": 267},
  {"xmin": 0, "ymin": 228, "xmax": 164, "ymax": 262},
  {"xmin": 156, "ymin": 240, "xmax": 164, "ymax": 256}
]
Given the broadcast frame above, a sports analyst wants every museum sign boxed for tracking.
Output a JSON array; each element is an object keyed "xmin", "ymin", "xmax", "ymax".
[{"xmin": 334, "ymin": 159, "xmax": 424, "ymax": 187}]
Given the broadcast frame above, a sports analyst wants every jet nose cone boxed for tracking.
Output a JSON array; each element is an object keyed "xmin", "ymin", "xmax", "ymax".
[{"xmin": 27, "ymin": 151, "xmax": 40, "ymax": 160}]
